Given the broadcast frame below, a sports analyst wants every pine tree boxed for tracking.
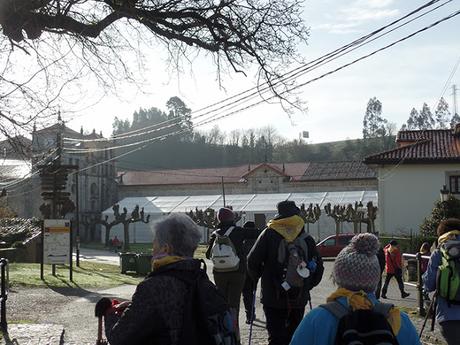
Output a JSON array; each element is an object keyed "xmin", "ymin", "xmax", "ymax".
[
  {"xmin": 362, "ymin": 97, "xmax": 387, "ymax": 139},
  {"xmin": 420, "ymin": 195, "xmax": 460, "ymax": 237},
  {"xmin": 434, "ymin": 97, "xmax": 450, "ymax": 129}
]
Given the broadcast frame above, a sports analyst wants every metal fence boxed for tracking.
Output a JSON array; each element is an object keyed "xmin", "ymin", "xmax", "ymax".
[
  {"xmin": 402, "ymin": 253, "xmax": 431, "ymax": 316},
  {"xmin": 0, "ymin": 258, "xmax": 8, "ymax": 331}
]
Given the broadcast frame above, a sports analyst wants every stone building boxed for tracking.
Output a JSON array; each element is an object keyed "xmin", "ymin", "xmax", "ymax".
[
  {"xmin": 30, "ymin": 119, "xmax": 118, "ymax": 240},
  {"xmin": 118, "ymin": 161, "xmax": 377, "ymax": 198}
]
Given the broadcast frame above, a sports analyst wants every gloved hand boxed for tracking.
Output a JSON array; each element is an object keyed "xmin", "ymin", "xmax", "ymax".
[
  {"xmin": 307, "ymin": 259, "xmax": 317, "ymax": 273},
  {"xmin": 95, "ymin": 298, "xmax": 113, "ymax": 318}
]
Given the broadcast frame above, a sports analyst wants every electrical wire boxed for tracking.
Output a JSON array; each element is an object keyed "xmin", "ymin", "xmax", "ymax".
[
  {"xmin": 63, "ymin": 0, "xmax": 450, "ymax": 144},
  {"xmin": 63, "ymin": 8, "xmax": 460, "ymax": 155}
]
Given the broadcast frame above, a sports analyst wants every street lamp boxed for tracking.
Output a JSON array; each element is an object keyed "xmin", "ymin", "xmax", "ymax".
[{"xmin": 440, "ymin": 185, "xmax": 450, "ymax": 202}]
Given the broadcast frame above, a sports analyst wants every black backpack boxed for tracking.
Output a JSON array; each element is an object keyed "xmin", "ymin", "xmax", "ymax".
[
  {"xmin": 151, "ymin": 260, "xmax": 237, "ymax": 345},
  {"xmin": 320, "ymin": 301, "xmax": 399, "ymax": 345}
]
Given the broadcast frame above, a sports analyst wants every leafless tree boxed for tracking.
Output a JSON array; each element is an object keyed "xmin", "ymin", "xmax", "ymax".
[{"xmin": 0, "ymin": 0, "xmax": 309, "ymax": 147}]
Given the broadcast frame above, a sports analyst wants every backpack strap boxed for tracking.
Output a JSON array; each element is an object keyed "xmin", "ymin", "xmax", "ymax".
[
  {"xmin": 223, "ymin": 226, "xmax": 235, "ymax": 237},
  {"xmin": 372, "ymin": 303, "xmax": 394, "ymax": 318},
  {"xmin": 319, "ymin": 301, "xmax": 350, "ymax": 320}
]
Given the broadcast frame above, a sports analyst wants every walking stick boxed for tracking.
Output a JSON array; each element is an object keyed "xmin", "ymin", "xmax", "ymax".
[
  {"xmin": 419, "ymin": 294, "xmax": 436, "ymax": 338},
  {"xmin": 430, "ymin": 294, "xmax": 437, "ymax": 332},
  {"xmin": 248, "ymin": 289, "xmax": 257, "ymax": 345},
  {"xmin": 96, "ymin": 316, "xmax": 108, "ymax": 345},
  {"xmin": 95, "ymin": 298, "xmax": 111, "ymax": 345}
]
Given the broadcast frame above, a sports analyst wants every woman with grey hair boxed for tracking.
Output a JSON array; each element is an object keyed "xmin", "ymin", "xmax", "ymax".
[{"xmin": 96, "ymin": 214, "xmax": 218, "ymax": 345}]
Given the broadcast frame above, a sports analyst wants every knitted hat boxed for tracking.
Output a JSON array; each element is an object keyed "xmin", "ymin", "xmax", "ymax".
[
  {"xmin": 275, "ymin": 200, "xmax": 300, "ymax": 219},
  {"xmin": 243, "ymin": 221, "xmax": 256, "ymax": 229},
  {"xmin": 217, "ymin": 207, "xmax": 235, "ymax": 223},
  {"xmin": 333, "ymin": 233, "xmax": 381, "ymax": 293}
]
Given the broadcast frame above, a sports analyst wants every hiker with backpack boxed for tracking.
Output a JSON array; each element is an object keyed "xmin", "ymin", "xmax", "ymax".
[
  {"xmin": 206, "ymin": 207, "xmax": 259, "ymax": 343},
  {"xmin": 381, "ymin": 240, "xmax": 410, "ymax": 299},
  {"xmin": 241, "ymin": 221, "xmax": 262, "ymax": 324},
  {"xmin": 247, "ymin": 200, "xmax": 324, "ymax": 345},
  {"xmin": 290, "ymin": 233, "xmax": 421, "ymax": 345},
  {"xmin": 423, "ymin": 218, "xmax": 460, "ymax": 345},
  {"xmin": 95, "ymin": 213, "xmax": 237, "ymax": 345}
]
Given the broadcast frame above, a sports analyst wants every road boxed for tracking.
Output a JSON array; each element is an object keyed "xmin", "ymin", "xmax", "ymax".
[{"xmin": 8, "ymin": 249, "xmax": 424, "ymax": 345}]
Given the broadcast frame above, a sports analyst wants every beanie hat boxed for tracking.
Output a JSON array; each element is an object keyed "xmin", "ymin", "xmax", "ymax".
[
  {"xmin": 243, "ymin": 221, "xmax": 256, "ymax": 229},
  {"xmin": 217, "ymin": 207, "xmax": 235, "ymax": 223},
  {"xmin": 333, "ymin": 233, "xmax": 381, "ymax": 293},
  {"xmin": 275, "ymin": 200, "xmax": 300, "ymax": 219}
]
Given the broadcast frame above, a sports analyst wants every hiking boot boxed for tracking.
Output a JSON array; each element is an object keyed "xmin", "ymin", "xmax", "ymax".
[
  {"xmin": 381, "ymin": 294, "xmax": 387, "ymax": 299},
  {"xmin": 402, "ymin": 292, "xmax": 410, "ymax": 298}
]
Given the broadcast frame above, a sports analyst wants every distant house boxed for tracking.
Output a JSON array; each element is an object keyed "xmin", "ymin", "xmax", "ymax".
[
  {"xmin": 364, "ymin": 126, "xmax": 460, "ymax": 234},
  {"xmin": 118, "ymin": 161, "xmax": 377, "ymax": 198}
]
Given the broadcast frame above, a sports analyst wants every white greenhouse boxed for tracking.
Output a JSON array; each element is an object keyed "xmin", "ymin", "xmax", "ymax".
[{"xmin": 101, "ymin": 191, "xmax": 378, "ymax": 244}]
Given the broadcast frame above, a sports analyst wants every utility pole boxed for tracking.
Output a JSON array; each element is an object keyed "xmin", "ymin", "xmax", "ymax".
[
  {"xmin": 221, "ymin": 176, "xmax": 226, "ymax": 207},
  {"xmin": 453, "ymin": 84, "xmax": 458, "ymax": 115}
]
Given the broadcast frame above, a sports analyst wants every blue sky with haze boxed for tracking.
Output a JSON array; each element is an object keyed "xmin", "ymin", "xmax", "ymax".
[{"xmin": 69, "ymin": 0, "xmax": 460, "ymax": 143}]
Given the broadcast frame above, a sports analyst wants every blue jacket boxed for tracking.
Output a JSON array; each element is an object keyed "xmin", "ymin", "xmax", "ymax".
[
  {"xmin": 423, "ymin": 245, "xmax": 460, "ymax": 323},
  {"xmin": 290, "ymin": 294, "xmax": 421, "ymax": 345}
]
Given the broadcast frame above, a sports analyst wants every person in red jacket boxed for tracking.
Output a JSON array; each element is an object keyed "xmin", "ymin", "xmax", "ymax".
[{"xmin": 381, "ymin": 240, "xmax": 410, "ymax": 299}]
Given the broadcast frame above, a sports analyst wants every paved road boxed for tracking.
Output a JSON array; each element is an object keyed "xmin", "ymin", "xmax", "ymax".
[{"xmin": 7, "ymin": 249, "xmax": 441, "ymax": 344}]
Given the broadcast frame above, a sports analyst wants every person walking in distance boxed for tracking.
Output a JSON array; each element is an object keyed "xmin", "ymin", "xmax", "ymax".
[
  {"xmin": 241, "ymin": 221, "xmax": 261, "ymax": 324},
  {"xmin": 381, "ymin": 240, "xmax": 410, "ymax": 299},
  {"xmin": 206, "ymin": 207, "xmax": 257, "ymax": 343},
  {"xmin": 248, "ymin": 201, "xmax": 324, "ymax": 345},
  {"xmin": 423, "ymin": 218, "xmax": 460, "ymax": 345}
]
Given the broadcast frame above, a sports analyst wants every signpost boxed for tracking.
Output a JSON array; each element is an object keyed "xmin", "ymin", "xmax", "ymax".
[{"xmin": 41, "ymin": 219, "xmax": 72, "ymax": 280}]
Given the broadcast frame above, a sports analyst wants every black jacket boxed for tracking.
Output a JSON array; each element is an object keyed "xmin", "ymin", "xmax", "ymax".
[
  {"xmin": 105, "ymin": 259, "xmax": 201, "ymax": 345},
  {"xmin": 247, "ymin": 227, "xmax": 324, "ymax": 309},
  {"xmin": 206, "ymin": 223, "xmax": 259, "ymax": 274}
]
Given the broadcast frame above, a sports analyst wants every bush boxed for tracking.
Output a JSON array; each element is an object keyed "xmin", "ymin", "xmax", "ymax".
[{"xmin": 420, "ymin": 195, "xmax": 460, "ymax": 237}]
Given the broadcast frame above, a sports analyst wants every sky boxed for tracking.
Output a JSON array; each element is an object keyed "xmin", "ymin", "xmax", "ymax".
[{"xmin": 66, "ymin": 0, "xmax": 460, "ymax": 144}]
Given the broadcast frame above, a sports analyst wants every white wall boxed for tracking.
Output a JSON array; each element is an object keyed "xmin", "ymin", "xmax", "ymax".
[{"xmin": 377, "ymin": 164, "xmax": 460, "ymax": 235}]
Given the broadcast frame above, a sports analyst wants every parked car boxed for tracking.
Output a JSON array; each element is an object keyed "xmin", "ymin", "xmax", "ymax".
[{"xmin": 316, "ymin": 233, "xmax": 355, "ymax": 257}]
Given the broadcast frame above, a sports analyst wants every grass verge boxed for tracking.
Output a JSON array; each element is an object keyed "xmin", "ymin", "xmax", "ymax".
[
  {"xmin": 9, "ymin": 261, "xmax": 142, "ymax": 289},
  {"xmin": 81, "ymin": 242, "xmax": 208, "ymax": 259}
]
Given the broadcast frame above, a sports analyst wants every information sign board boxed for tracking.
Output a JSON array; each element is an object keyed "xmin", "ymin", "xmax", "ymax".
[{"xmin": 43, "ymin": 219, "xmax": 71, "ymax": 264}]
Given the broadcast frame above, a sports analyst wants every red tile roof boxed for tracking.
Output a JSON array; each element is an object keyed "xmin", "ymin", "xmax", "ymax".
[
  {"xmin": 120, "ymin": 163, "xmax": 310, "ymax": 186},
  {"xmin": 364, "ymin": 129, "xmax": 460, "ymax": 164}
]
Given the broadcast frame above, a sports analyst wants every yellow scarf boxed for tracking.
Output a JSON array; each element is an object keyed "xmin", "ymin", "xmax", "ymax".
[
  {"xmin": 152, "ymin": 255, "xmax": 183, "ymax": 271},
  {"xmin": 439, "ymin": 230, "xmax": 460, "ymax": 245},
  {"xmin": 327, "ymin": 288, "xmax": 401, "ymax": 335},
  {"xmin": 267, "ymin": 215, "xmax": 305, "ymax": 242}
]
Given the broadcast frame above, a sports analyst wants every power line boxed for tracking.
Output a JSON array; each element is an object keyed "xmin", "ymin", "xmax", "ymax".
[
  {"xmin": 63, "ymin": 0, "xmax": 451, "ymax": 145},
  {"xmin": 63, "ymin": 7, "xmax": 460, "ymax": 155}
]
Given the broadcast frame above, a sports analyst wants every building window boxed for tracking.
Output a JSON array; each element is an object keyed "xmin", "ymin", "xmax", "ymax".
[{"xmin": 449, "ymin": 175, "xmax": 460, "ymax": 193}]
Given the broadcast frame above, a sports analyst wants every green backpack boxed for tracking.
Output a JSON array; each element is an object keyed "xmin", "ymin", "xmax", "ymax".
[{"xmin": 438, "ymin": 239, "xmax": 460, "ymax": 305}]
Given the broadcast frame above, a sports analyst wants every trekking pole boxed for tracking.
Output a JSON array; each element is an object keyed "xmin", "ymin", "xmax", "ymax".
[
  {"xmin": 96, "ymin": 315, "xmax": 108, "ymax": 345},
  {"xmin": 430, "ymin": 294, "xmax": 437, "ymax": 332},
  {"xmin": 95, "ymin": 298, "xmax": 111, "ymax": 345},
  {"xmin": 419, "ymin": 294, "xmax": 436, "ymax": 338},
  {"xmin": 309, "ymin": 299, "xmax": 313, "ymax": 310},
  {"xmin": 248, "ymin": 289, "xmax": 257, "ymax": 345}
]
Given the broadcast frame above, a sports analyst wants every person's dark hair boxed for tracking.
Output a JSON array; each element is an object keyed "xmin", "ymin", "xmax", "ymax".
[
  {"xmin": 389, "ymin": 240, "xmax": 398, "ymax": 246},
  {"xmin": 437, "ymin": 218, "xmax": 460, "ymax": 237},
  {"xmin": 419, "ymin": 242, "xmax": 431, "ymax": 254}
]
